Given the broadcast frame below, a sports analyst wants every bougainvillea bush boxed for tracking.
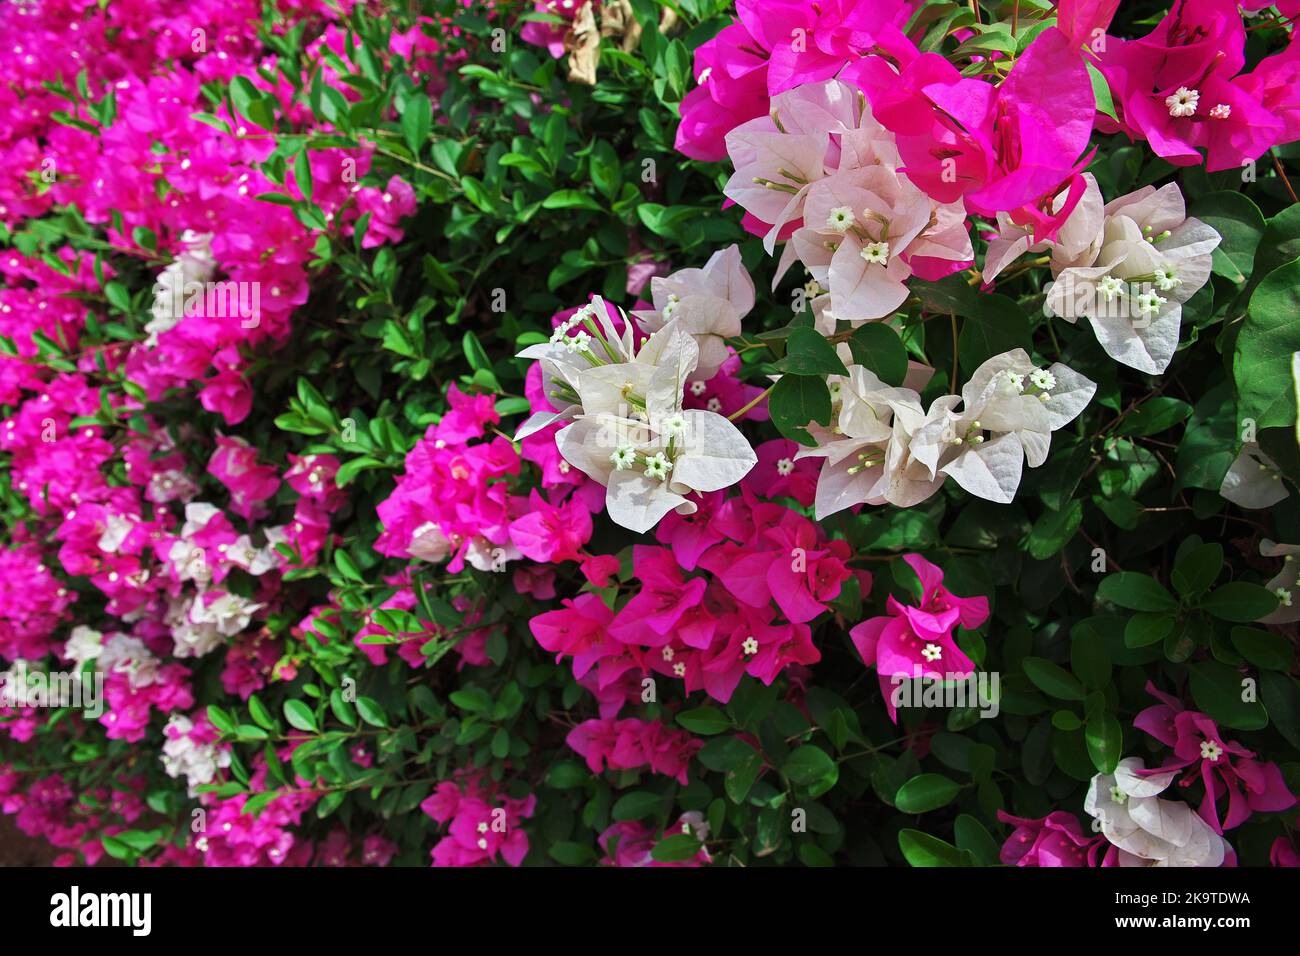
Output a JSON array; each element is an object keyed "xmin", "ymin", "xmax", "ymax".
[{"xmin": 2, "ymin": 0, "xmax": 1300, "ymax": 869}]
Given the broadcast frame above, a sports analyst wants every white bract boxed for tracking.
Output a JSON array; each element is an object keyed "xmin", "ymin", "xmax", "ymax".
[
  {"xmin": 632, "ymin": 244, "xmax": 755, "ymax": 380},
  {"xmin": 795, "ymin": 366, "xmax": 941, "ymax": 517},
  {"xmin": 1043, "ymin": 182, "xmax": 1219, "ymax": 373},
  {"xmin": 1084, "ymin": 757, "xmax": 1231, "ymax": 867},
  {"xmin": 146, "ymin": 230, "xmax": 215, "ymax": 346},
  {"xmin": 1219, "ymin": 442, "xmax": 1289, "ymax": 509},
  {"xmin": 1259, "ymin": 539, "xmax": 1300, "ymax": 625},
  {"xmin": 795, "ymin": 350, "xmax": 1095, "ymax": 514},
  {"xmin": 910, "ymin": 350, "xmax": 1097, "ymax": 504},
  {"xmin": 161, "ymin": 714, "xmax": 231, "ymax": 796},
  {"xmin": 516, "ymin": 300, "xmax": 756, "ymax": 533}
]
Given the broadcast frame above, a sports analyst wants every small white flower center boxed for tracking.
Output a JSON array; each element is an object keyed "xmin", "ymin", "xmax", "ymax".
[
  {"xmin": 1134, "ymin": 290, "xmax": 1167, "ymax": 316},
  {"xmin": 1098, "ymin": 275, "xmax": 1126, "ymax": 300},
  {"xmin": 1153, "ymin": 266, "xmax": 1181, "ymax": 291},
  {"xmin": 860, "ymin": 241, "xmax": 890, "ymax": 265},
  {"xmin": 826, "ymin": 206, "xmax": 856, "ymax": 233},
  {"xmin": 1165, "ymin": 87, "xmax": 1200, "ymax": 118}
]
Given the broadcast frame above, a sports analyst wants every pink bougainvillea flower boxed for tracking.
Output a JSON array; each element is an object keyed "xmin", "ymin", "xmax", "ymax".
[
  {"xmin": 208, "ymin": 436, "xmax": 281, "ymax": 521},
  {"xmin": 1093, "ymin": 0, "xmax": 1284, "ymax": 172},
  {"xmin": 997, "ymin": 809, "xmax": 1104, "ymax": 866},
  {"xmin": 675, "ymin": 22, "xmax": 771, "ymax": 162},
  {"xmin": 565, "ymin": 717, "xmax": 703, "ymax": 785},
  {"xmin": 1133, "ymin": 682, "xmax": 1296, "ymax": 832},
  {"xmin": 850, "ymin": 27, "xmax": 1096, "ymax": 241},
  {"xmin": 849, "ymin": 554, "xmax": 989, "ymax": 721},
  {"xmin": 1055, "ymin": 0, "xmax": 1122, "ymax": 51},
  {"xmin": 507, "ymin": 490, "xmax": 593, "ymax": 564},
  {"xmin": 736, "ymin": 0, "xmax": 914, "ymax": 95}
]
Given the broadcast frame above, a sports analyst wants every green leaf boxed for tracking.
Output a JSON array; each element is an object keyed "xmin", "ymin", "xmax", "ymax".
[
  {"xmin": 1117, "ymin": 397, "xmax": 1192, "ymax": 437},
  {"xmin": 1085, "ymin": 61, "xmax": 1117, "ymax": 121},
  {"xmin": 401, "ymin": 92, "xmax": 432, "ymax": 158},
  {"xmin": 355, "ymin": 696, "xmax": 387, "ymax": 728},
  {"xmin": 1199, "ymin": 581, "xmax": 1279, "ymax": 622},
  {"xmin": 953, "ymin": 814, "xmax": 1001, "ymax": 865},
  {"xmin": 248, "ymin": 694, "xmax": 276, "ymax": 731},
  {"xmin": 894, "ymin": 773, "xmax": 960, "ymax": 813},
  {"xmin": 1025, "ymin": 499, "xmax": 1082, "ymax": 559},
  {"xmin": 333, "ymin": 549, "xmax": 364, "ymax": 582},
  {"xmin": 783, "ymin": 745, "xmax": 838, "ymax": 792},
  {"xmin": 207, "ymin": 705, "xmax": 237, "ymax": 735},
  {"xmin": 1237, "ymin": 259, "xmax": 1300, "ymax": 429},
  {"xmin": 675, "ymin": 706, "xmax": 730, "ymax": 735},
  {"xmin": 1097, "ymin": 572, "xmax": 1178, "ymax": 612},
  {"xmin": 1259, "ymin": 670, "xmax": 1300, "ymax": 751},
  {"xmin": 1172, "ymin": 542, "xmax": 1224, "ymax": 596},
  {"xmin": 1070, "ymin": 630, "xmax": 1111, "ymax": 689},
  {"xmin": 548, "ymin": 841, "xmax": 596, "ymax": 865},
  {"xmin": 1022, "ymin": 656, "xmax": 1087, "ymax": 701},
  {"xmin": 898, "ymin": 829, "xmax": 971, "ymax": 867},
  {"xmin": 612, "ymin": 791, "xmax": 663, "ymax": 821},
  {"xmin": 1189, "ymin": 659, "xmax": 1268, "ymax": 731},
  {"xmin": 775, "ymin": 327, "xmax": 848, "ymax": 376},
  {"xmin": 542, "ymin": 189, "xmax": 603, "ymax": 211},
  {"xmin": 1191, "ymin": 191, "xmax": 1265, "ymax": 284},
  {"xmin": 293, "ymin": 148, "xmax": 313, "ymax": 203},
  {"xmin": 546, "ymin": 761, "xmax": 589, "ymax": 790},
  {"xmin": 1085, "ymin": 711, "xmax": 1122, "ymax": 774},
  {"xmin": 283, "ymin": 700, "xmax": 317, "ymax": 733},
  {"xmin": 1231, "ymin": 627, "xmax": 1295, "ymax": 671},
  {"xmin": 847, "ymin": 324, "xmax": 908, "ymax": 385},
  {"xmin": 768, "ymin": 374, "xmax": 832, "ymax": 446},
  {"xmin": 650, "ymin": 833, "xmax": 703, "ymax": 862},
  {"xmin": 1124, "ymin": 612, "xmax": 1176, "ymax": 648}
]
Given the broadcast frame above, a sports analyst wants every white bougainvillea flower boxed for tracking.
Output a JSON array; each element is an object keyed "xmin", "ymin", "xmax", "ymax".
[
  {"xmin": 795, "ymin": 367, "xmax": 943, "ymax": 517},
  {"xmin": 724, "ymin": 80, "xmax": 897, "ymax": 254},
  {"xmin": 1085, "ymin": 757, "xmax": 1230, "ymax": 867},
  {"xmin": 632, "ymin": 244, "xmax": 755, "ymax": 380},
  {"xmin": 524, "ymin": 317, "xmax": 756, "ymax": 533},
  {"xmin": 1259, "ymin": 539, "xmax": 1300, "ymax": 624},
  {"xmin": 1219, "ymin": 442, "xmax": 1289, "ymax": 509},
  {"xmin": 146, "ymin": 229, "xmax": 215, "ymax": 346},
  {"xmin": 514, "ymin": 296, "xmax": 639, "ymax": 441},
  {"xmin": 1045, "ymin": 182, "xmax": 1219, "ymax": 373},
  {"xmin": 911, "ymin": 350, "xmax": 1096, "ymax": 503},
  {"xmin": 778, "ymin": 164, "xmax": 971, "ymax": 324},
  {"xmin": 982, "ymin": 173, "xmax": 1105, "ymax": 283}
]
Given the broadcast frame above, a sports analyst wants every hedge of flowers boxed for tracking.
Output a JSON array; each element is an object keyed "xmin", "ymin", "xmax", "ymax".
[{"xmin": 1, "ymin": 0, "xmax": 1299, "ymax": 869}]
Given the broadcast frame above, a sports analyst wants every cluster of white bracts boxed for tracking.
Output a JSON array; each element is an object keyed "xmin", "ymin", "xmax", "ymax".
[
  {"xmin": 146, "ymin": 229, "xmax": 215, "ymax": 346},
  {"xmin": 797, "ymin": 350, "xmax": 1096, "ymax": 517},
  {"xmin": 987, "ymin": 175, "xmax": 1219, "ymax": 374},
  {"xmin": 516, "ymin": 274, "xmax": 758, "ymax": 533},
  {"xmin": 64, "ymin": 626, "xmax": 161, "ymax": 691},
  {"xmin": 1085, "ymin": 757, "xmax": 1231, "ymax": 867},
  {"xmin": 161, "ymin": 714, "xmax": 232, "ymax": 796},
  {"xmin": 163, "ymin": 503, "xmax": 280, "ymax": 657}
]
